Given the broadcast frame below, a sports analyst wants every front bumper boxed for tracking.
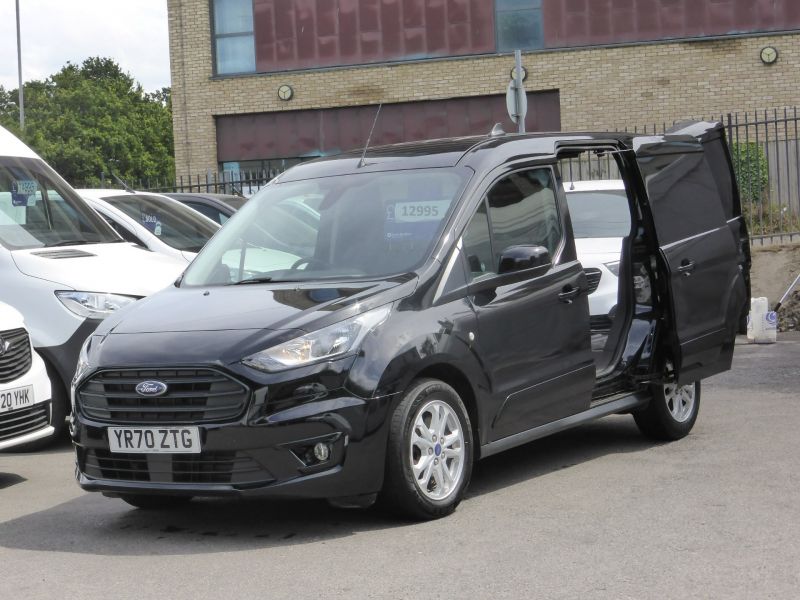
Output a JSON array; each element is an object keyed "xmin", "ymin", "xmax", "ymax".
[
  {"xmin": 72, "ymin": 391, "xmax": 395, "ymax": 500},
  {"xmin": 0, "ymin": 349, "xmax": 54, "ymax": 451}
]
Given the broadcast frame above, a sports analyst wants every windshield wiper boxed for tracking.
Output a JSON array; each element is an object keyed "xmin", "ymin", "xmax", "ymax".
[
  {"xmin": 229, "ymin": 277, "xmax": 306, "ymax": 285},
  {"xmin": 44, "ymin": 240, "xmax": 92, "ymax": 247},
  {"xmin": 229, "ymin": 277, "xmax": 275, "ymax": 285}
]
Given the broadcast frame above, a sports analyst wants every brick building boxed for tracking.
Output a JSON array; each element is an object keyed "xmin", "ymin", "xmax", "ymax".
[{"xmin": 167, "ymin": 0, "xmax": 800, "ymax": 178}]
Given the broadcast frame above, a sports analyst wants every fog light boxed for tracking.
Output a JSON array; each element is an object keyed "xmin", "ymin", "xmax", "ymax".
[{"xmin": 313, "ymin": 442, "xmax": 331, "ymax": 462}]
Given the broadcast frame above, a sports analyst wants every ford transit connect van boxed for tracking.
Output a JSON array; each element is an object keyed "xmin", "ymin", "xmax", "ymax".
[
  {"xmin": 72, "ymin": 122, "xmax": 750, "ymax": 518},
  {"xmin": 0, "ymin": 126, "xmax": 187, "ymax": 448}
]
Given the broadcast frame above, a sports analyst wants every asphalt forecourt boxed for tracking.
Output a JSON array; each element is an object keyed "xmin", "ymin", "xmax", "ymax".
[{"xmin": 0, "ymin": 334, "xmax": 797, "ymax": 599}]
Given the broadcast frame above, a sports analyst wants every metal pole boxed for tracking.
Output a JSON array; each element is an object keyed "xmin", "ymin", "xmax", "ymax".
[
  {"xmin": 514, "ymin": 50, "xmax": 525, "ymax": 134},
  {"xmin": 15, "ymin": 0, "xmax": 24, "ymax": 130}
]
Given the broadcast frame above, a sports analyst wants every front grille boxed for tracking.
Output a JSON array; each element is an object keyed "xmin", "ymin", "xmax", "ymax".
[
  {"xmin": 80, "ymin": 449, "xmax": 272, "ymax": 485},
  {"xmin": 0, "ymin": 402, "xmax": 49, "ymax": 442},
  {"xmin": 0, "ymin": 328, "xmax": 33, "ymax": 384},
  {"xmin": 77, "ymin": 369, "xmax": 249, "ymax": 424},
  {"xmin": 584, "ymin": 268, "xmax": 602, "ymax": 294}
]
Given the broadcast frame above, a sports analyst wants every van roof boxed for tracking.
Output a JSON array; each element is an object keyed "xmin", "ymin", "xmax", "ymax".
[{"xmin": 0, "ymin": 125, "xmax": 40, "ymax": 160}]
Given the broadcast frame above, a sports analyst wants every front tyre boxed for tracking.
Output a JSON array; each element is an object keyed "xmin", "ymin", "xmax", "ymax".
[
  {"xmin": 381, "ymin": 378, "xmax": 473, "ymax": 520},
  {"xmin": 634, "ymin": 375, "xmax": 701, "ymax": 441}
]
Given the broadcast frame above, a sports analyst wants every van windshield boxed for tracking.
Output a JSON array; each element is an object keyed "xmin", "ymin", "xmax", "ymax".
[
  {"xmin": 0, "ymin": 157, "xmax": 120, "ymax": 250},
  {"xmin": 182, "ymin": 167, "xmax": 470, "ymax": 286},
  {"xmin": 102, "ymin": 194, "xmax": 220, "ymax": 253}
]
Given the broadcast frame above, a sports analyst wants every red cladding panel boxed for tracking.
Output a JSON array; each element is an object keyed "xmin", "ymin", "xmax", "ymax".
[
  {"xmin": 542, "ymin": 0, "xmax": 800, "ymax": 48},
  {"xmin": 216, "ymin": 91, "xmax": 562, "ymax": 162},
  {"xmin": 253, "ymin": 0, "xmax": 495, "ymax": 73}
]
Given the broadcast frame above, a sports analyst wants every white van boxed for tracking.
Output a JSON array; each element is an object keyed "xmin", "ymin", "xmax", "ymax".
[
  {"xmin": 0, "ymin": 125, "xmax": 187, "ymax": 447},
  {"xmin": 0, "ymin": 301, "xmax": 52, "ymax": 451}
]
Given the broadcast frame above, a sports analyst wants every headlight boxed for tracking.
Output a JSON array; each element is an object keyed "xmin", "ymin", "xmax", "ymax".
[
  {"xmin": 604, "ymin": 261, "xmax": 620, "ymax": 277},
  {"xmin": 242, "ymin": 305, "xmax": 391, "ymax": 372},
  {"xmin": 55, "ymin": 291, "xmax": 137, "ymax": 319}
]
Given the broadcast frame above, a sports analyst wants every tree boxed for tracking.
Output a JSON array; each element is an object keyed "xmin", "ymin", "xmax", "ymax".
[{"xmin": 0, "ymin": 57, "xmax": 173, "ymax": 187}]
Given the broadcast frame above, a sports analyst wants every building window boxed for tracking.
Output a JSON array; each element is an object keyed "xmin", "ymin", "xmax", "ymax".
[
  {"xmin": 212, "ymin": 0, "xmax": 255, "ymax": 75},
  {"xmin": 496, "ymin": 0, "xmax": 544, "ymax": 53}
]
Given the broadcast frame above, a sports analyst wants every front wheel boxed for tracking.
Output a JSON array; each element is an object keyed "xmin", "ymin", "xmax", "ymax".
[
  {"xmin": 380, "ymin": 378, "xmax": 473, "ymax": 520},
  {"xmin": 634, "ymin": 374, "xmax": 700, "ymax": 441}
]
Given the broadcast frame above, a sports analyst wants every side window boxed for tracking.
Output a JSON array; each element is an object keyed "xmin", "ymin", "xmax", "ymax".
[
  {"xmin": 186, "ymin": 202, "xmax": 224, "ymax": 224},
  {"xmin": 462, "ymin": 201, "xmax": 494, "ymax": 280},
  {"xmin": 486, "ymin": 168, "xmax": 561, "ymax": 268}
]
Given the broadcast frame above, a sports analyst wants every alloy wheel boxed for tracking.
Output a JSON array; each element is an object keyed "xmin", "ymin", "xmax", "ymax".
[{"xmin": 409, "ymin": 399, "xmax": 465, "ymax": 501}]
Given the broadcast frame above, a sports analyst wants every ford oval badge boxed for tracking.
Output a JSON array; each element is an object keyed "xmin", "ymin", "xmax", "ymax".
[{"xmin": 135, "ymin": 380, "xmax": 168, "ymax": 396}]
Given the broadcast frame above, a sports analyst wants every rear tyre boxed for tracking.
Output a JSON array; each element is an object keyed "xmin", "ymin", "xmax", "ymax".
[
  {"xmin": 119, "ymin": 494, "xmax": 194, "ymax": 510},
  {"xmin": 380, "ymin": 378, "xmax": 473, "ymax": 520},
  {"xmin": 634, "ymin": 368, "xmax": 700, "ymax": 441}
]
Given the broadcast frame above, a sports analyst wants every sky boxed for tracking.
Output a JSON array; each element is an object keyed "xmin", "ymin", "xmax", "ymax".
[{"xmin": 0, "ymin": 0, "xmax": 170, "ymax": 92}]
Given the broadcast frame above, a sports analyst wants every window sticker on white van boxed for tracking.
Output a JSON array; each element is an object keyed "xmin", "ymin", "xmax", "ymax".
[
  {"xmin": 140, "ymin": 212, "xmax": 161, "ymax": 235},
  {"xmin": 11, "ymin": 180, "xmax": 37, "ymax": 207}
]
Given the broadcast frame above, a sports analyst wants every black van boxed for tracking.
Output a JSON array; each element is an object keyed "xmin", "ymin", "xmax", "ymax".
[{"xmin": 71, "ymin": 122, "xmax": 750, "ymax": 519}]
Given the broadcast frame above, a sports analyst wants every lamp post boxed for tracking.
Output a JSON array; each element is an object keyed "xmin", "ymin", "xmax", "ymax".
[{"xmin": 16, "ymin": 0, "xmax": 24, "ymax": 130}]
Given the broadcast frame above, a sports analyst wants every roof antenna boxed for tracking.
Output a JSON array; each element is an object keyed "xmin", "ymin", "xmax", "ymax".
[
  {"xmin": 489, "ymin": 123, "xmax": 506, "ymax": 137},
  {"xmin": 110, "ymin": 172, "xmax": 135, "ymax": 193},
  {"xmin": 358, "ymin": 103, "xmax": 382, "ymax": 168}
]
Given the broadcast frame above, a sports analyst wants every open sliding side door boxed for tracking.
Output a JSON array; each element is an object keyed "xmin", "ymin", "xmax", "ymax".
[{"xmin": 633, "ymin": 122, "xmax": 749, "ymax": 384}]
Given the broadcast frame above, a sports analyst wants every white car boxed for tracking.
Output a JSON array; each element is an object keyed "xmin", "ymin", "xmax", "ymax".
[
  {"xmin": 0, "ymin": 125, "xmax": 188, "ymax": 447},
  {"xmin": 564, "ymin": 180, "xmax": 630, "ymax": 329},
  {"xmin": 78, "ymin": 189, "xmax": 220, "ymax": 263},
  {"xmin": 0, "ymin": 301, "xmax": 52, "ymax": 451}
]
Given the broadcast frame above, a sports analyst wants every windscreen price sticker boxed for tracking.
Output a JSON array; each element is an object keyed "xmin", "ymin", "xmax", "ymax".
[
  {"xmin": 392, "ymin": 200, "xmax": 450, "ymax": 222},
  {"xmin": 12, "ymin": 180, "xmax": 37, "ymax": 195}
]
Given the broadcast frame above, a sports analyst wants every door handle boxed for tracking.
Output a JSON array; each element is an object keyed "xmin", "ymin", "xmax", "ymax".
[
  {"xmin": 678, "ymin": 259, "xmax": 696, "ymax": 276},
  {"xmin": 558, "ymin": 286, "xmax": 581, "ymax": 304}
]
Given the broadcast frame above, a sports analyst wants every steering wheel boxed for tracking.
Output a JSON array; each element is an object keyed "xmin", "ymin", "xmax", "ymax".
[{"xmin": 290, "ymin": 256, "xmax": 330, "ymax": 270}]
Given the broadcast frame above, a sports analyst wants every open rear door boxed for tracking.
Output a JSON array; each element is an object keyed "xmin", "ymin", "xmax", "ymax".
[{"xmin": 633, "ymin": 122, "xmax": 750, "ymax": 384}]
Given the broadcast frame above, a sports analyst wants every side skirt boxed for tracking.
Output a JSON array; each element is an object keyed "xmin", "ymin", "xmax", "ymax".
[{"xmin": 479, "ymin": 392, "xmax": 649, "ymax": 459}]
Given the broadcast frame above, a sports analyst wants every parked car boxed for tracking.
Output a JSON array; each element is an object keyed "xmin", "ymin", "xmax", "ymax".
[
  {"xmin": 165, "ymin": 192, "xmax": 248, "ymax": 225},
  {"xmin": 0, "ymin": 301, "xmax": 52, "ymax": 451},
  {"xmin": 0, "ymin": 125, "xmax": 188, "ymax": 448},
  {"xmin": 563, "ymin": 179, "xmax": 629, "ymax": 329},
  {"xmin": 78, "ymin": 190, "xmax": 221, "ymax": 263},
  {"xmin": 72, "ymin": 122, "xmax": 750, "ymax": 518}
]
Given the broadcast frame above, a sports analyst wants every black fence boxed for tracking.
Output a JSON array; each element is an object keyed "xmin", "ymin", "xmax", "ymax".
[{"xmin": 128, "ymin": 169, "xmax": 275, "ymax": 198}]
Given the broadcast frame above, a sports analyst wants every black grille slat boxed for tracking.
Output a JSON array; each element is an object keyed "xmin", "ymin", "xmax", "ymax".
[
  {"xmin": 91, "ymin": 375, "xmax": 229, "ymax": 386},
  {"xmin": 0, "ymin": 403, "xmax": 49, "ymax": 442},
  {"xmin": 0, "ymin": 328, "xmax": 32, "ymax": 384},
  {"xmin": 77, "ymin": 368, "xmax": 249, "ymax": 424},
  {"xmin": 81, "ymin": 449, "xmax": 271, "ymax": 485},
  {"xmin": 584, "ymin": 269, "xmax": 602, "ymax": 294}
]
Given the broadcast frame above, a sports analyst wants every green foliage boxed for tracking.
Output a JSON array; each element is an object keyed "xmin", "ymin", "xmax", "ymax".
[
  {"xmin": 0, "ymin": 57, "xmax": 173, "ymax": 187},
  {"xmin": 731, "ymin": 141, "xmax": 769, "ymax": 204},
  {"xmin": 742, "ymin": 197, "xmax": 800, "ymax": 235}
]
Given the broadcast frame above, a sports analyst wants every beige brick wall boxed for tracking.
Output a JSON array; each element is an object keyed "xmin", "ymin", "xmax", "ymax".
[{"xmin": 168, "ymin": 0, "xmax": 800, "ymax": 177}]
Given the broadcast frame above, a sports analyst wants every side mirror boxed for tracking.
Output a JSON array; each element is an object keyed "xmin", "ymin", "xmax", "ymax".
[{"xmin": 498, "ymin": 245, "xmax": 551, "ymax": 274}]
